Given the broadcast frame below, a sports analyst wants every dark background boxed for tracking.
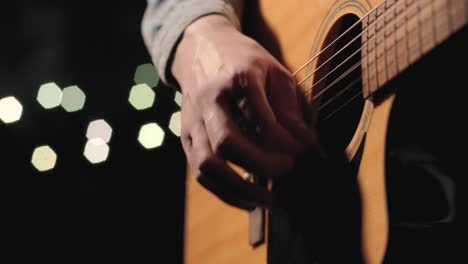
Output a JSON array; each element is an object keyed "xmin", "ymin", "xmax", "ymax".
[{"xmin": 1, "ymin": 1, "xmax": 186, "ymax": 262}]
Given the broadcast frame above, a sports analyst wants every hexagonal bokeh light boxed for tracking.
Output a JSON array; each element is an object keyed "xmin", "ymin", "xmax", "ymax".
[
  {"xmin": 61, "ymin": 85, "xmax": 86, "ymax": 112},
  {"xmin": 174, "ymin": 91, "xmax": 182, "ymax": 107},
  {"xmin": 31, "ymin": 145, "xmax": 57, "ymax": 172},
  {"xmin": 86, "ymin": 119, "xmax": 112, "ymax": 143},
  {"xmin": 37, "ymin": 82, "xmax": 62, "ymax": 109},
  {"xmin": 0, "ymin": 96, "xmax": 23, "ymax": 124},
  {"xmin": 169, "ymin": 111, "xmax": 181, "ymax": 137},
  {"xmin": 84, "ymin": 138, "xmax": 110, "ymax": 164},
  {"xmin": 128, "ymin": 84, "xmax": 155, "ymax": 110},
  {"xmin": 138, "ymin": 122, "xmax": 165, "ymax": 149},
  {"xmin": 134, "ymin": 63, "xmax": 159, "ymax": 88}
]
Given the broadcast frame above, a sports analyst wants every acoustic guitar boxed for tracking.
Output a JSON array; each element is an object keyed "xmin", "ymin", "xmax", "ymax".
[{"xmin": 184, "ymin": 0, "xmax": 465, "ymax": 263}]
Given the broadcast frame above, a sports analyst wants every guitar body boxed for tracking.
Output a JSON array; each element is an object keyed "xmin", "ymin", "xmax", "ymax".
[{"xmin": 184, "ymin": 0, "xmax": 465, "ymax": 263}]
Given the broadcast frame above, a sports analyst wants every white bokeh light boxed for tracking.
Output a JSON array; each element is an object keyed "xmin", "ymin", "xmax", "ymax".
[
  {"xmin": 169, "ymin": 111, "xmax": 181, "ymax": 137},
  {"xmin": 86, "ymin": 119, "xmax": 112, "ymax": 143},
  {"xmin": 31, "ymin": 145, "xmax": 57, "ymax": 172},
  {"xmin": 174, "ymin": 91, "xmax": 182, "ymax": 107},
  {"xmin": 61, "ymin": 85, "xmax": 86, "ymax": 112},
  {"xmin": 138, "ymin": 122, "xmax": 165, "ymax": 149},
  {"xmin": 134, "ymin": 63, "xmax": 159, "ymax": 88},
  {"xmin": 84, "ymin": 138, "xmax": 110, "ymax": 164},
  {"xmin": 128, "ymin": 84, "xmax": 155, "ymax": 110},
  {"xmin": 0, "ymin": 96, "xmax": 23, "ymax": 124},
  {"xmin": 37, "ymin": 82, "xmax": 63, "ymax": 109}
]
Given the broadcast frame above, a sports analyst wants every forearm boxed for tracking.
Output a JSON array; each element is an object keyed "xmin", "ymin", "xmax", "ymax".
[{"xmin": 141, "ymin": 0, "xmax": 244, "ymax": 88}]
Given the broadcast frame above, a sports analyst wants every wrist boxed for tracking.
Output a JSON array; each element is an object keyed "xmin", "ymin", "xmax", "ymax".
[{"xmin": 171, "ymin": 14, "xmax": 238, "ymax": 91}]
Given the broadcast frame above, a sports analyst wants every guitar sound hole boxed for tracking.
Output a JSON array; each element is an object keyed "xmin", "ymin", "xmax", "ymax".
[{"xmin": 314, "ymin": 14, "xmax": 364, "ymax": 154}]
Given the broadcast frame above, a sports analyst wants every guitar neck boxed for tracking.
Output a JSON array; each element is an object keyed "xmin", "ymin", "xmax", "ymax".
[{"xmin": 361, "ymin": 0, "xmax": 467, "ymax": 98}]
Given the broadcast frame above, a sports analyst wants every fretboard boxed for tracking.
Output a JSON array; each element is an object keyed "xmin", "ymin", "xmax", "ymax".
[{"xmin": 361, "ymin": 0, "xmax": 467, "ymax": 98}]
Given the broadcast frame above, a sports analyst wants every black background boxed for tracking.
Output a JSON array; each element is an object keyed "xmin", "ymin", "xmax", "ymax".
[{"xmin": 1, "ymin": 1, "xmax": 186, "ymax": 262}]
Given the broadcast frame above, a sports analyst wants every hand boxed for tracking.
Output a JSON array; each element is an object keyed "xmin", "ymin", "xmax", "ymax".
[{"xmin": 172, "ymin": 15, "xmax": 318, "ymax": 210}]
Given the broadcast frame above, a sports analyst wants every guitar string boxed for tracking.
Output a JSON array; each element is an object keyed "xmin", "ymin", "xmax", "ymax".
[
  {"xmin": 318, "ymin": 75, "xmax": 361, "ymax": 111},
  {"xmin": 309, "ymin": 60, "xmax": 361, "ymax": 99},
  {"xmin": 298, "ymin": 0, "xmax": 432, "ymax": 109},
  {"xmin": 317, "ymin": 73, "xmax": 362, "ymax": 121},
  {"xmin": 307, "ymin": 2, "xmax": 441, "ymax": 122},
  {"xmin": 298, "ymin": 1, "xmax": 432, "ymax": 121},
  {"xmin": 323, "ymin": 89, "xmax": 363, "ymax": 121},
  {"xmin": 296, "ymin": 0, "xmax": 428, "ymax": 88},
  {"xmin": 298, "ymin": 1, "xmax": 412, "ymax": 97},
  {"xmin": 291, "ymin": 0, "xmax": 386, "ymax": 77}
]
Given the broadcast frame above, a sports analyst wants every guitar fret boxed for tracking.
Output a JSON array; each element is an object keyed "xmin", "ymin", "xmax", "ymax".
[
  {"xmin": 420, "ymin": 0, "xmax": 435, "ymax": 54},
  {"xmin": 396, "ymin": 0, "xmax": 405, "ymax": 14},
  {"xmin": 434, "ymin": 0, "xmax": 451, "ymax": 43},
  {"xmin": 377, "ymin": 4, "xmax": 386, "ymax": 31},
  {"xmin": 386, "ymin": 0, "xmax": 398, "ymax": 81},
  {"xmin": 407, "ymin": 1, "xmax": 421, "ymax": 64},
  {"xmin": 395, "ymin": 13, "xmax": 408, "ymax": 73},
  {"xmin": 395, "ymin": 0, "xmax": 407, "ymax": 61},
  {"xmin": 368, "ymin": 8, "xmax": 379, "ymax": 94},
  {"xmin": 448, "ymin": 0, "xmax": 467, "ymax": 32},
  {"xmin": 362, "ymin": 0, "xmax": 466, "ymax": 99},
  {"xmin": 377, "ymin": 37, "xmax": 387, "ymax": 87}
]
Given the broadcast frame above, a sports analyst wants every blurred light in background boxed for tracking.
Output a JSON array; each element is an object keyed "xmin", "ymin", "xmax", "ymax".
[
  {"xmin": 174, "ymin": 91, "xmax": 182, "ymax": 107},
  {"xmin": 0, "ymin": 96, "xmax": 23, "ymax": 124},
  {"xmin": 169, "ymin": 111, "xmax": 181, "ymax": 137},
  {"xmin": 84, "ymin": 138, "xmax": 110, "ymax": 164},
  {"xmin": 86, "ymin": 119, "xmax": 112, "ymax": 143},
  {"xmin": 134, "ymin": 63, "xmax": 159, "ymax": 88},
  {"xmin": 61, "ymin": 85, "xmax": 86, "ymax": 112},
  {"xmin": 37, "ymin": 82, "xmax": 63, "ymax": 109},
  {"xmin": 128, "ymin": 84, "xmax": 155, "ymax": 110},
  {"xmin": 31, "ymin": 145, "xmax": 57, "ymax": 172},
  {"xmin": 138, "ymin": 122, "xmax": 165, "ymax": 149}
]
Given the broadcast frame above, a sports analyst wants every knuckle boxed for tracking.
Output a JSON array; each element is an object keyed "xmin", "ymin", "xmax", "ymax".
[
  {"xmin": 180, "ymin": 133, "xmax": 192, "ymax": 149},
  {"xmin": 194, "ymin": 170, "xmax": 206, "ymax": 184},
  {"xmin": 212, "ymin": 131, "xmax": 232, "ymax": 156},
  {"xmin": 192, "ymin": 85, "xmax": 211, "ymax": 106},
  {"xmin": 245, "ymin": 55, "xmax": 265, "ymax": 71},
  {"xmin": 196, "ymin": 79, "xmax": 232, "ymax": 106},
  {"xmin": 197, "ymin": 153, "xmax": 215, "ymax": 173}
]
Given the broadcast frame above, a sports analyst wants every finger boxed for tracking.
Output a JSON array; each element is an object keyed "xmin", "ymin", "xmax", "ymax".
[
  {"xmin": 240, "ymin": 70, "xmax": 303, "ymax": 155},
  {"xmin": 198, "ymin": 157, "xmax": 274, "ymax": 208},
  {"xmin": 188, "ymin": 121, "xmax": 274, "ymax": 209},
  {"xmin": 203, "ymin": 91, "xmax": 294, "ymax": 178},
  {"xmin": 267, "ymin": 66, "xmax": 319, "ymax": 148},
  {"xmin": 183, "ymin": 123, "xmax": 256, "ymax": 210}
]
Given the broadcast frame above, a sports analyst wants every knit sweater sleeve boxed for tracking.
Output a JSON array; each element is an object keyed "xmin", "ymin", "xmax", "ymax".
[{"xmin": 141, "ymin": 0, "xmax": 244, "ymax": 88}]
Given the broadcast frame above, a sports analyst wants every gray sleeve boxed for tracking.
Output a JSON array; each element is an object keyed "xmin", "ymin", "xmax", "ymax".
[{"xmin": 141, "ymin": 0, "xmax": 244, "ymax": 88}]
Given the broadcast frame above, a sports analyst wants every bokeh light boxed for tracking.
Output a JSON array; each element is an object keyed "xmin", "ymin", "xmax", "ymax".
[
  {"xmin": 138, "ymin": 122, "xmax": 165, "ymax": 149},
  {"xmin": 128, "ymin": 84, "xmax": 155, "ymax": 110},
  {"xmin": 61, "ymin": 85, "xmax": 86, "ymax": 112},
  {"xmin": 86, "ymin": 119, "xmax": 112, "ymax": 143},
  {"xmin": 37, "ymin": 82, "xmax": 62, "ymax": 109},
  {"xmin": 0, "ymin": 96, "xmax": 23, "ymax": 124},
  {"xmin": 134, "ymin": 63, "xmax": 159, "ymax": 88},
  {"xmin": 31, "ymin": 145, "xmax": 57, "ymax": 172},
  {"xmin": 169, "ymin": 111, "xmax": 181, "ymax": 137},
  {"xmin": 84, "ymin": 138, "xmax": 109, "ymax": 164},
  {"xmin": 174, "ymin": 91, "xmax": 182, "ymax": 107}
]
